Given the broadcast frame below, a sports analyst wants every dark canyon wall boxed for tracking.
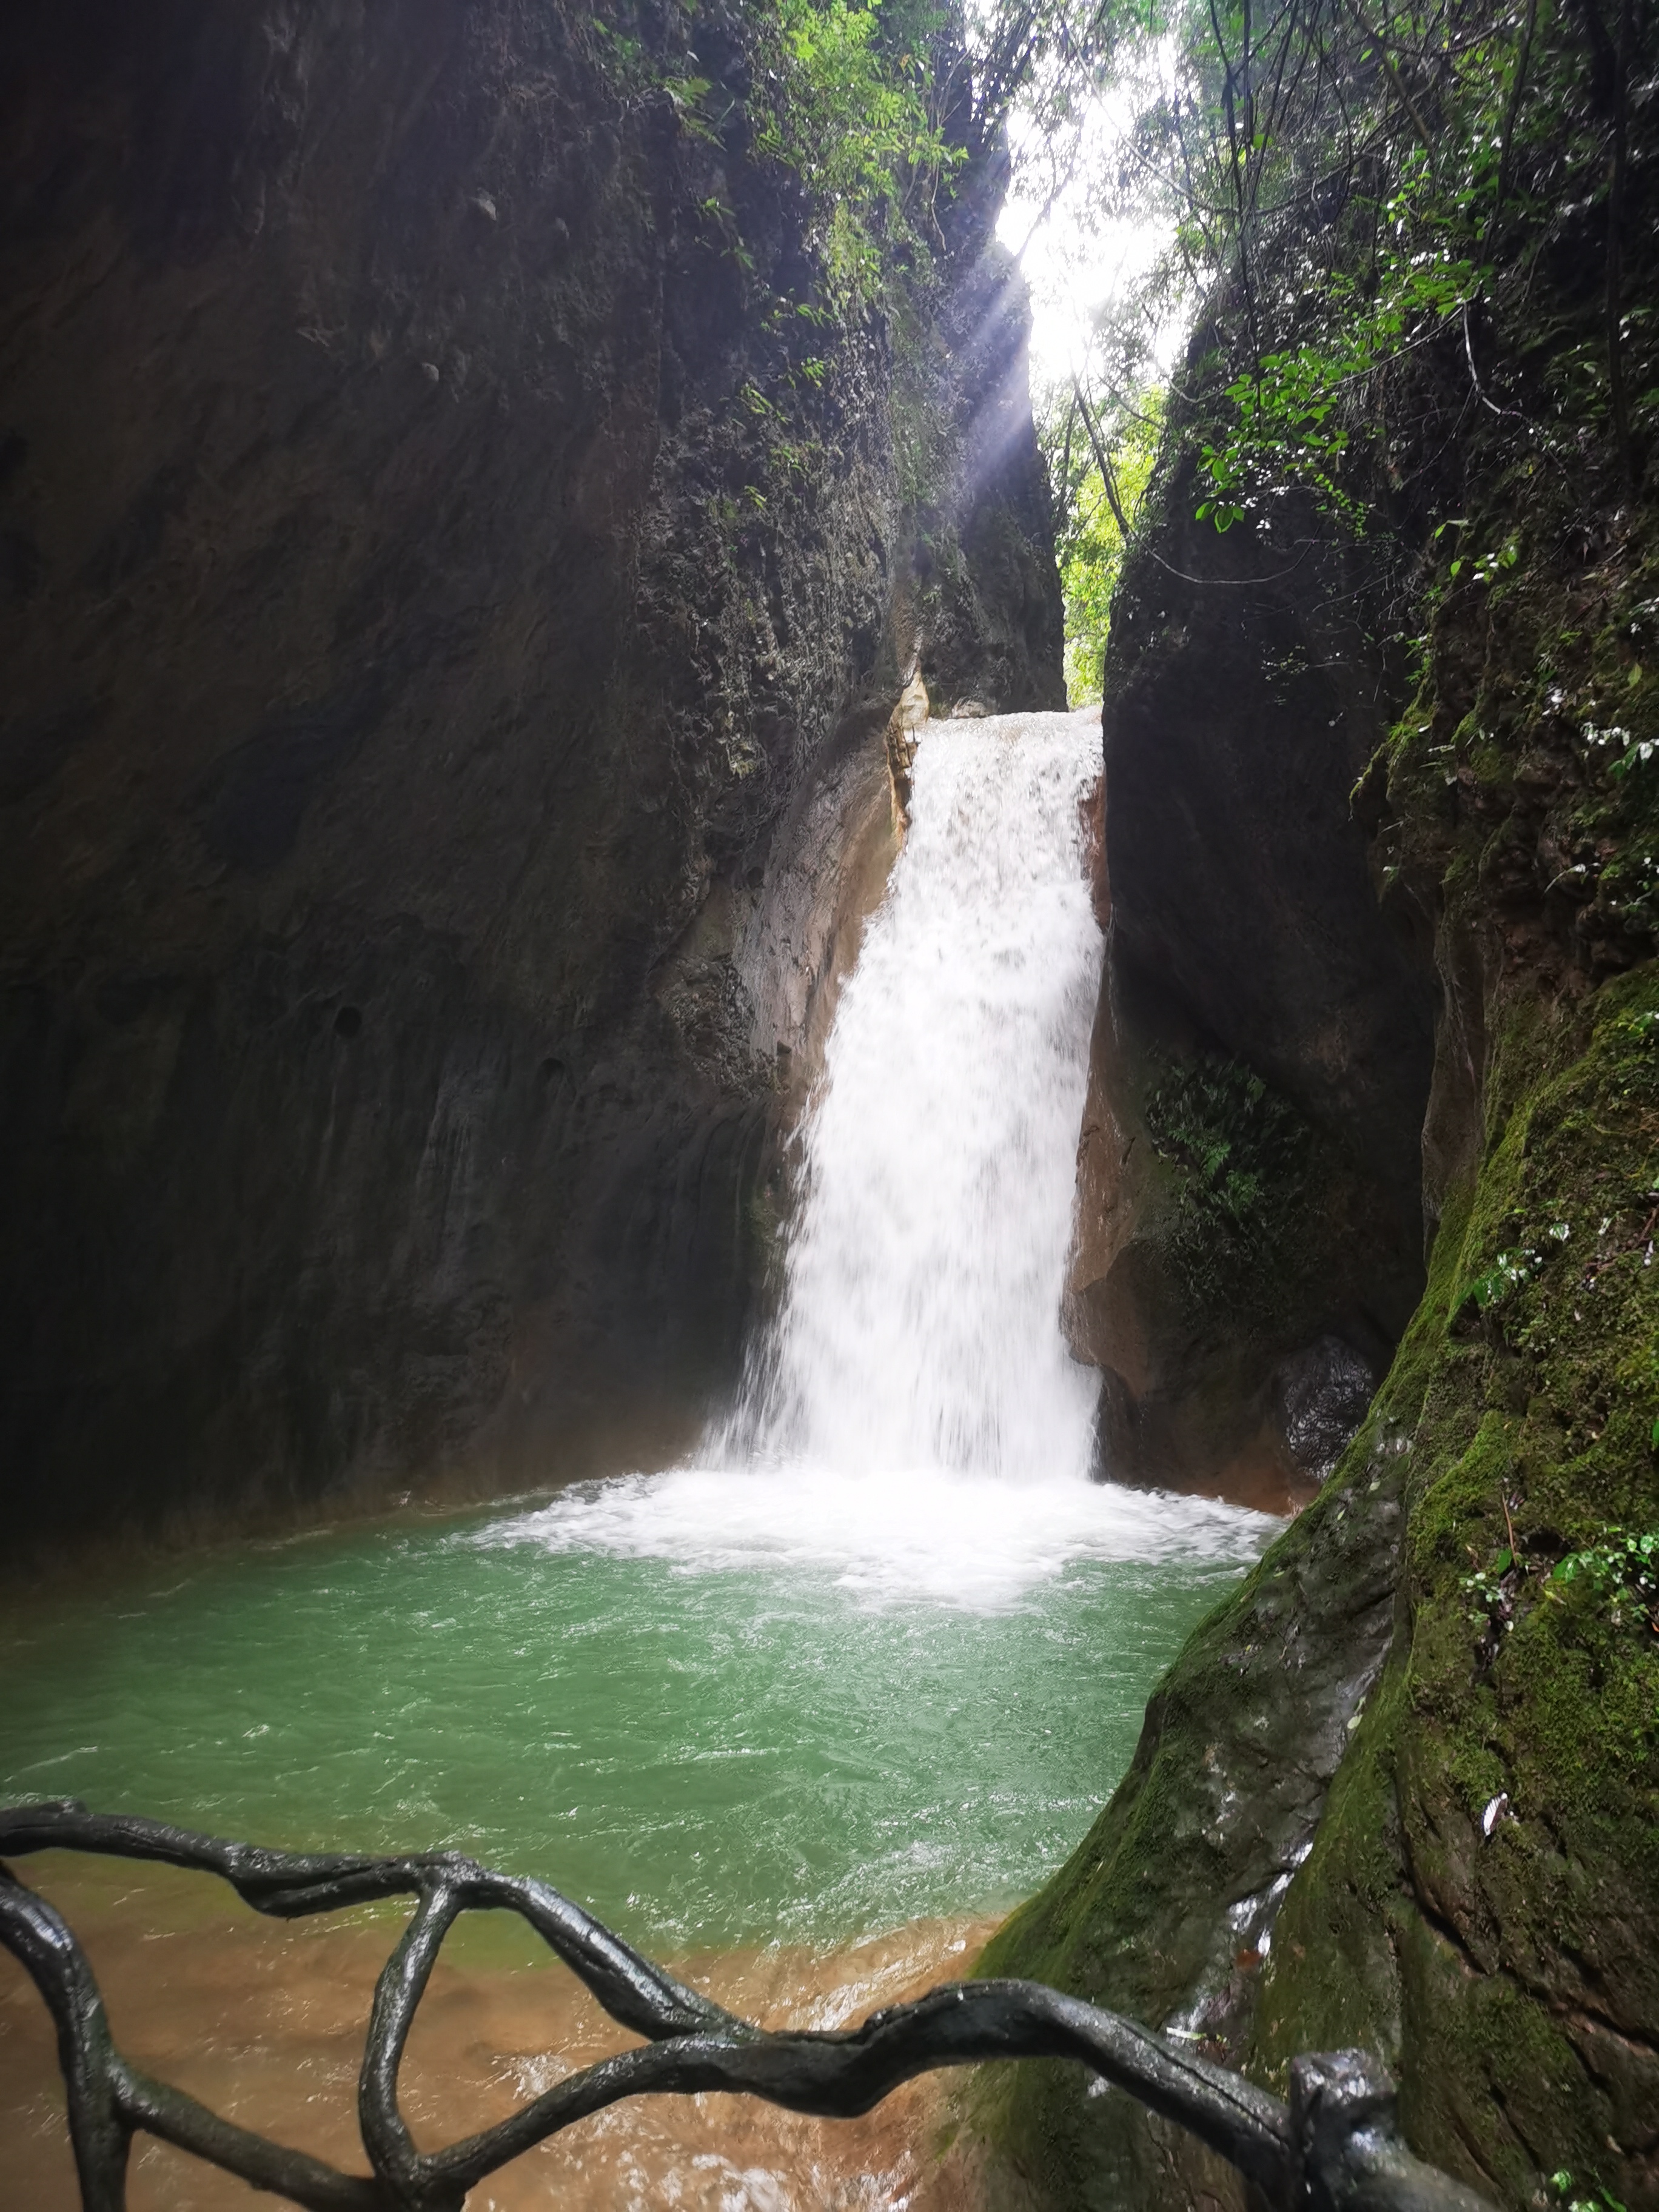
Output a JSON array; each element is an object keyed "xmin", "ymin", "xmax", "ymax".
[
  {"xmin": 980, "ymin": 138, "xmax": 1659, "ymax": 2212},
  {"xmin": 0, "ymin": 0, "xmax": 1063, "ymax": 1546},
  {"xmin": 1064, "ymin": 453, "xmax": 1438, "ymax": 1513}
]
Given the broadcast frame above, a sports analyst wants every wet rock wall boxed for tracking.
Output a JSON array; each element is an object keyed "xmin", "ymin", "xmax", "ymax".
[
  {"xmin": 1064, "ymin": 434, "xmax": 1438, "ymax": 1511},
  {"xmin": 980, "ymin": 156, "xmax": 1659, "ymax": 2212},
  {"xmin": 0, "ymin": 0, "xmax": 1062, "ymax": 1543}
]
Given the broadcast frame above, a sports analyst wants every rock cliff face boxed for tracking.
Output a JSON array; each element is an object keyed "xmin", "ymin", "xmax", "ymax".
[
  {"xmin": 981, "ymin": 187, "xmax": 1659, "ymax": 2212},
  {"xmin": 1063, "ymin": 442, "xmax": 1438, "ymax": 1512},
  {"xmin": 0, "ymin": 0, "xmax": 1062, "ymax": 1545}
]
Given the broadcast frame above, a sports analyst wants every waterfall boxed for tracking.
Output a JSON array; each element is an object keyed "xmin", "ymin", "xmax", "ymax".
[
  {"xmin": 493, "ymin": 706, "xmax": 1276, "ymax": 1607},
  {"xmin": 728, "ymin": 705, "xmax": 1104, "ymax": 1483}
]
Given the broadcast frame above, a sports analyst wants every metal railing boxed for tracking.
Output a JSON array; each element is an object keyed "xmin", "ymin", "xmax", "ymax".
[{"xmin": 1, "ymin": 1801, "xmax": 1495, "ymax": 2212}]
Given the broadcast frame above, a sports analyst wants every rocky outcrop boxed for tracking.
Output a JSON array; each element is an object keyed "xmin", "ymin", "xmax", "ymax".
[
  {"xmin": 884, "ymin": 667, "xmax": 931, "ymax": 828},
  {"xmin": 1063, "ymin": 444, "xmax": 1437, "ymax": 1510},
  {"xmin": 980, "ymin": 116, "xmax": 1659, "ymax": 2212},
  {"xmin": 0, "ymin": 0, "xmax": 1062, "ymax": 1545},
  {"xmin": 972, "ymin": 1414, "xmax": 1410, "ymax": 2212},
  {"xmin": 986, "ymin": 948, "xmax": 1659, "ymax": 2212}
]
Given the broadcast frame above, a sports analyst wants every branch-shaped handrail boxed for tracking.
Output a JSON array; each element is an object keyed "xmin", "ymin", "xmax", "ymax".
[{"xmin": 1, "ymin": 1801, "xmax": 1496, "ymax": 2212}]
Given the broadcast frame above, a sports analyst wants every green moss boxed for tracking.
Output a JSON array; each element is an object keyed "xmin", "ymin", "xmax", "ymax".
[
  {"xmin": 1250, "ymin": 1661, "xmax": 1410, "ymax": 2083},
  {"xmin": 972, "ymin": 1388, "xmax": 1419, "ymax": 2210},
  {"xmin": 1130, "ymin": 1042, "xmax": 1390, "ymax": 1347},
  {"xmin": 974, "ymin": 963, "xmax": 1659, "ymax": 2212},
  {"xmin": 1382, "ymin": 502, "xmax": 1659, "ymax": 965},
  {"xmin": 1262, "ymin": 964, "xmax": 1659, "ymax": 2199}
]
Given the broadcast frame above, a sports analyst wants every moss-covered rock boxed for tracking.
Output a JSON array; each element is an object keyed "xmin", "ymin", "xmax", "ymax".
[
  {"xmin": 978, "ymin": 960, "xmax": 1659, "ymax": 2212},
  {"xmin": 970, "ymin": 1392, "xmax": 1410, "ymax": 2211},
  {"xmin": 980, "ymin": 56, "xmax": 1659, "ymax": 2196},
  {"xmin": 1254, "ymin": 968, "xmax": 1659, "ymax": 2200}
]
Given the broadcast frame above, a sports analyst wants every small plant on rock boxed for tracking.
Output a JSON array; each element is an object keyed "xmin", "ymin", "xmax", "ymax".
[{"xmin": 1549, "ymin": 1527, "xmax": 1659, "ymax": 1635}]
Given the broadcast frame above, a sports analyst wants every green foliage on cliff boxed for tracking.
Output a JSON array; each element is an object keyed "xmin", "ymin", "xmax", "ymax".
[
  {"xmin": 1247, "ymin": 968, "xmax": 1659, "ymax": 2193},
  {"xmin": 749, "ymin": 0, "xmax": 961, "ymax": 295},
  {"xmin": 592, "ymin": 0, "xmax": 1164, "ymax": 311},
  {"xmin": 1141, "ymin": 1046, "xmax": 1314, "ymax": 1299},
  {"xmin": 1550, "ymin": 1525, "xmax": 1659, "ymax": 1629},
  {"xmin": 1374, "ymin": 447, "xmax": 1659, "ymax": 977},
  {"xmin": 587, "ymin": 0, "xmax": 962, "ymax": 306},
  {"xmin": 1053, "ymin": 0, "xmax": 1657, "ymax": 534}
]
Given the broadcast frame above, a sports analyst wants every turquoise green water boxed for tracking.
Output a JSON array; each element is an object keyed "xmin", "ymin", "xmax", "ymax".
[{"xmin": 0, "ymin": 1490, "xmax": 1260, "ymax": 1950}]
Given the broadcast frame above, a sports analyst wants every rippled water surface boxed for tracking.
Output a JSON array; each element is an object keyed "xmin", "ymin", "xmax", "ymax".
[
  {"xmin": 2, "ymin": 709, "xmax": 1281, "ymax": 2209},
  {"xmin": 1, "ymin": 1473, "xmax": 1272, "ymax": 1948},
  {"xmin": 1, "ymin": 713, "xmax": 1280, "ymax": 1945}
]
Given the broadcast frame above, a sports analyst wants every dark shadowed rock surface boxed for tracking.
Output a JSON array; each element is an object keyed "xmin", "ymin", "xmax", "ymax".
[
  {"xmin": 979, "ymin": 244, "xmax": 1659, "ymax": 2212},
  {"xmin": 0, "ymin": 0, "xmax": 1062, "ymax": 1545},
  {"xmin": 1064, "ymin": 440, "xmax": 1437, "ymax": 1510}
]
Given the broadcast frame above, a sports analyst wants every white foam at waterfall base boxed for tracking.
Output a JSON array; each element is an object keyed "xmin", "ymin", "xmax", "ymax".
[
  {"xmin": 480, "ymin": 1463, "xmax": 1276, "ymax": 1610},
  {"xmin": 485, "ymin": 706, "xmax": 1279, "ymax": 1608}
]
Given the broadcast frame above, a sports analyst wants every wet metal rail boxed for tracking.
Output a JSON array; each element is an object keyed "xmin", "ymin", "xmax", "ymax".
[{"xmin": 1, "ymin": 1801, "xmax": 1495, "ymax": 2212}]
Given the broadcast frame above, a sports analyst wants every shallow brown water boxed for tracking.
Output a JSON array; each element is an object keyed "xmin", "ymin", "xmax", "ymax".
[{"xmin": 1, "ymin": 1857, "xmax": 992, "ymax": 2211}]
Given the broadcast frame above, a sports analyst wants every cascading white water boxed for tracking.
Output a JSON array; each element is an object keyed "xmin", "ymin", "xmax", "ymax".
[
  {"xmin": 729, "ymin": 705, "xmax": 1104, "ymax": 1482},
  {"xmin": 493, "ymin": 705, "xmax": 1278, "ymax": 1607}
]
